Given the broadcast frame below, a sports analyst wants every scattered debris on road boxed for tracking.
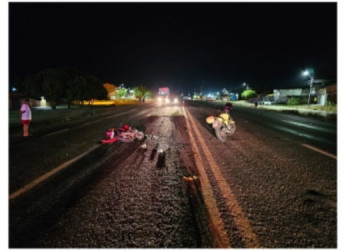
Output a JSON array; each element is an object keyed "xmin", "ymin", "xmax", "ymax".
[{"xmin": 101, "ymin": 124, "xmax": 145, "ymax": 144}]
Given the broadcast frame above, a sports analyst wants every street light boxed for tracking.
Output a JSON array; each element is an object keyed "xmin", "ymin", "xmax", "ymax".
[
  {"xmin": 242, "ymin": 82, "xmax": 249, "ymax": 90},
  {"xmin": 302, "ymin": 69, "xmax": 314, "ymax": 106}
]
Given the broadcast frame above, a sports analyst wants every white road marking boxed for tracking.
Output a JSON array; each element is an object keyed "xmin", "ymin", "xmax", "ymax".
[
  {"xmin": 11, "ymin": 107, "xmax": 141, "ymax": 198},
  {"xmin": 46, "ymin": 128, "xmax": 69, "ymax": 137},
  {"xmin": 9, "ymin": 144, "xmax": 101, "ymax": 200},
  {"xmin": 302, "ymin": 144, "xmax": 337, "ymax": 160},
  {"xmin": 282, "ymin": 120, "xmax": 335, "ymax": 133},
  {"xmin": 272, "ymin": 125, "xmax": 333, "ymax": 145}
]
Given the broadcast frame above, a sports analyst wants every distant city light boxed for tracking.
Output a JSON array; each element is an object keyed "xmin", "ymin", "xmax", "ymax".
[{"xmin": 11, "ymin": 87, "xmax": 17, "ymax": 92}]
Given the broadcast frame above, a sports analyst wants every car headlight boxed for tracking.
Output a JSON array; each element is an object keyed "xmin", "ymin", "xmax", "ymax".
[
  {"xmin": 157, "ymin": 97, "xmax": 162, "ymax": 102},
  {"xmin": 174, "ymin": 98, "xmax": 178, "ymax": 103},
  {"xmin": 165, "ymin": 98, "xmax": 170, "ymax": 103}
]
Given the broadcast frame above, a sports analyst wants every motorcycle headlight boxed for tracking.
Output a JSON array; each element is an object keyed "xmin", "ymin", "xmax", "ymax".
[{"xmin": 206, "ymin": 116, "xmax": 215, "ymax": 124}]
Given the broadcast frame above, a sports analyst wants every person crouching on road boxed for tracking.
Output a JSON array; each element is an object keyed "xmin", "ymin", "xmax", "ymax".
[{"xmin": 19, "ymin": 99, "xmax": 32, "ymax": 137}]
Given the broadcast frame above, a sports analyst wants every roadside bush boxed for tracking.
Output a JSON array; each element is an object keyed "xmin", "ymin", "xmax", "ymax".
[
  {"xmin": 327, "ymin": 100, "xmax": 336, "ymax": 107},
  {"xmin": 287, "ymin": 97, "xmax": 301, "ymax": 105}
]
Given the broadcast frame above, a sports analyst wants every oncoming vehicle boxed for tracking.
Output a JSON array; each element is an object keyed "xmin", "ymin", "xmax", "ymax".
[
  {"xmin": 157, "ymin": 95, "xmax": 179, "ymax": 105},
  {"xmin": 156, "ymin": 87, "xmax": 180, "ymax": 105}
]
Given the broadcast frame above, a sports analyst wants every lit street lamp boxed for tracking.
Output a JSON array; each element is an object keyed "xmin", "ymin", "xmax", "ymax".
[
  {"xmin": 242, "ymin": 82, "xmax": 249, "ymax": 90},
  {"xmin": 302, "ymin": 69, "xmax": 314, "ymax": 106}
]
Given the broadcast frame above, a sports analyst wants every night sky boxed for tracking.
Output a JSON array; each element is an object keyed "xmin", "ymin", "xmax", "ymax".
[{"xmin": 9, "ymin": 2, "xmax": 337, "ymax": 94}]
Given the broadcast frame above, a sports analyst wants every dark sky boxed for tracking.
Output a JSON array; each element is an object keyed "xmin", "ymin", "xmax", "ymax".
[{"xmin": 9, "ymin": 2, "xmax": 337, "ymax": 94}]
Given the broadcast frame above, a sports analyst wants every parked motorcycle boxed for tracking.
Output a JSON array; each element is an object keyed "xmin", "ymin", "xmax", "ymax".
[{"xmin": 206, "ymin": 103, "xmax": 236, "ymax": 142}]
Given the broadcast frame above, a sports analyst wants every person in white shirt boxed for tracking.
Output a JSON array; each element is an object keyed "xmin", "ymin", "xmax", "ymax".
[{"xmin": 19, "ymin": 99, "xmax": 32, "ymax": 137}]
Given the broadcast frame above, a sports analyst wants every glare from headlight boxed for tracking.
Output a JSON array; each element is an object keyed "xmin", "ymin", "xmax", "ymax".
[
  {"xmin": 174, "ymin": 98, "xmax": 178, "ymax": 103},
  {"xmin": 157, "ymin": 97, "xmax": 162, "ymax": 102},
  {"xmin": 165, "ymin": 98, "xmax": 170, "ymax": 103}
]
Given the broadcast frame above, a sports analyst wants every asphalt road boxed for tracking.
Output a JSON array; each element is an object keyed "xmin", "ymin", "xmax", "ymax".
[
  {"xmin": 186, "ymin": 101, "xmax": 336, "ymax": 247},
  {"xmin": 202, "ymin": 101, "xmax": 337, "ymax": 154},
  {"xmin": 9, "ymin": 101, "xmax": 337, "ymax": 248}
]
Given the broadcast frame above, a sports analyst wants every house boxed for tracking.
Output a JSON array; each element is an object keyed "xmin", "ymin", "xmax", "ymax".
[
  {"xmin": 103, "ymin": 83, "xmax": 118, "ymax": 100},
  {"xmin": 318, "ymin": 84, "xmax": 337, "ymax": 106},
  {"xmin": 273, "ymin": 82, "xmax": 336, "ymax": 106},
  {"xmin": 273, "ymin": 88, "xmax": 313, "ymax": 104}
]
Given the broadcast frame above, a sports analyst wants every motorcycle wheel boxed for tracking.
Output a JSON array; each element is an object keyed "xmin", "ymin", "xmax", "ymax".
[
  {"xmin": 226, "ymin": 124, "xmax": 236, "ymax": 136},
  {"xmin": 117, "ymin": 133, "xmax": 134, "ymax": 143},
  {"xmin": 215, "ymin": 126, "xmax": 227, "ymax": 142},
  {"xmin": 135, "ymin": 131, "xmax": 145, "ymax": 141}
]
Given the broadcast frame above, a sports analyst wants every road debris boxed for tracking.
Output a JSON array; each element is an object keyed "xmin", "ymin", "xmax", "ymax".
[
  {"xmin": 183, "ymin": 176, "xmax": 198, "ymax": 181},
  {"xmin": 101, "ymin": 124, "xmax": 145, "ymax": 144}
]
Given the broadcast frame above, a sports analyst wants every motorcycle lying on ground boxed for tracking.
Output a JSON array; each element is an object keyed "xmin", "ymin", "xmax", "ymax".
[
  {"xmin": 206, "ymin": 103, "xmax": 236, "ymax": 142},
  {"xmin": 102, "ymin": 124, "xmax": 145, "ymax": 144}
]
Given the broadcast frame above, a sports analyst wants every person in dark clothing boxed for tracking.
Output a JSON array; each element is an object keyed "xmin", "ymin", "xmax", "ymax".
[{"xmin": 254, "ymin": 98, "xmax": 258, "ymax": 108}]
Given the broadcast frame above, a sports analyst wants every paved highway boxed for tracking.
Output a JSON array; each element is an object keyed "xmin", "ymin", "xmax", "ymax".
[{"xmin": 9, "ymin": 101, "xmax": 337, "ymax": 247}]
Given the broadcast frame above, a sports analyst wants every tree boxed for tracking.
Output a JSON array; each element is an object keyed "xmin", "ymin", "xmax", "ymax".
[
  {"xmin": 21, "ymin": 74, "xmax": 42, "ymax": 98},
  {"xmin": 115, "ymin": 86, "xmax": 128, "ymax": 99},
  {"xmin": 22, "ymin": 68, "xmax": 107, "ymax": 109},
  {"xmin": 22, "ymin": 68, "xmax": 67, "ymax": 109},
  {"xmin": 73, "ymin": 74, "xmax": 107, "ymax": 105},
  {"xmin": 63, "ymin": 68, "xmax": 84, "ymax": 109},
  {"xmin": 241, "ymin": 89, "xmax": 257, "ymax": 100},
  {"xmin": 133, "ymin": 86, "xmax": 151, "ymax": 102}
]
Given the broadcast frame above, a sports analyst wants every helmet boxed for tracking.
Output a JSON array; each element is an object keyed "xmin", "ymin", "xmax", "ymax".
[
  {"xmin": 225, "ymin": 102, "xmax": 232, "ymax": 110},
  {"xmin": 206, "ymin": 116, "xmax": 215, "ymax": 124}
]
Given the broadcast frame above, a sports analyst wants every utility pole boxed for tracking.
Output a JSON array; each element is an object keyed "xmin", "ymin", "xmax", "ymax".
[{"xmin": 303, "ymin": 69, "xmax": 315, "ymax": 107}]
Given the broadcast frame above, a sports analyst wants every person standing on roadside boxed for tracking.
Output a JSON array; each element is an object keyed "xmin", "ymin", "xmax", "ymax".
[
  {"xmin": 254, "ymin": 97, "xmax": 258, "ymax": 108},
  {"xmin": 19, "ymin": 99, "xmax": 32, "ymax": 137}
]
